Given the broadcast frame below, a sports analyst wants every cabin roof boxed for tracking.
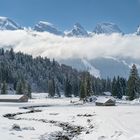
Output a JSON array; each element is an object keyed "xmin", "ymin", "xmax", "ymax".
[
  {"xmin": 95, "ymin": 97, "xmax": 115, "ymax": 104},
  {"xmin": 0, "ymin": 95, "xmax": 25, "ymax": 100},
  {"xmin": 103, "ymin": 92, "xmax": 112, "ymax": 96}
]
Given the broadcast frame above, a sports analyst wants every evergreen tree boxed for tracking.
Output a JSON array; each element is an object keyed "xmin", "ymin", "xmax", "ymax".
[
  {"xmin": 16, "ymin": 80, "xmax": 24, "ymax": 95},
  {"xmin": 27, "ymin": 83, "xmax": 32, "ymax": 98},
  {"xmin": 64, "ymin": 76, "xmax": 72, "ymax": 97},
  {"xmin": 80, "ymin": 81, "xmax": 86, "ymax": 99},
  {"xmin": 56, "ymin": 85, "xmax": 60, "ymax": 97},
  {"xmin": 105, "ymin": 78, "xmax": 112, "ymax": 92},
  {"xmin": 0, "ymin": 48, "xmax": 4, "ymax": 55},
  {"xmin": 21, "ymin": 78, "xmax": 28, "ymax": 95},
  {"xmin": 116, "ymin": 76, "xmax": 122, "ymax": 99},
  {"xmin": 112, "ymin": 77, "xmax": 117, "ymax": 97},
  {"xmin": 9, "ymin": 48, "xmax": 15, "ymax": 60},
  {"xmin": 1, "ymin": 81, "xmax": 7, "ymax": 94},
  {"xmin": 71, "ymin": 77, "xmax": 79, "ymax": 97},
  {"xmin": 48, "ymin": 79, "xmax": 55, "ymax": 97},
  {"xmin": 127, "ymin": 64, "xmax": 140, "ymax": 100},
  {"xmin": 72, "ymin": 81, "xmax": 79, "ymax": 97},
  {"xmin": 120, "ymin": 77, "xmax": 127, "ymax": 96},
  {"xmin": 112, "ymin": 76, "xmax": 125, "ymax": 99},
  {"xmin": 85, "ymin": 73, "xmax": 92, "ymax": 97}
]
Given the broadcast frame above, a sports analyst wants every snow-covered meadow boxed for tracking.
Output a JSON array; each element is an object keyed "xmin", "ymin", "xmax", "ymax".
[{"xmin": 0, "ymin": 94, "xmax": 140, "ymax": 140}]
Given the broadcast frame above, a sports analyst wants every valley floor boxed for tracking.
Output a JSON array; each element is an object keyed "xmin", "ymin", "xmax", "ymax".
[{"xmin": 0, "ymin": 96, "xmax": 140, "ymax": 140}]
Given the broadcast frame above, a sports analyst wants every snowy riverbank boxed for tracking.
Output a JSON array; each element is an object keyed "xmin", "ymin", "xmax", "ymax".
[{"xmin": 0, "ymin": 97, "xmax": 140, "ymax": 140}]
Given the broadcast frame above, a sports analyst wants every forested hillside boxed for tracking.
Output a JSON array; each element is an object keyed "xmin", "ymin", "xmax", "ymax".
[
  {"xmin": 1, "ymin": 48, "xmax": 139, "ymax": 100},
  {"xmin": 0, "ymin": 48, "xmax": 115, "ymax": 97}
]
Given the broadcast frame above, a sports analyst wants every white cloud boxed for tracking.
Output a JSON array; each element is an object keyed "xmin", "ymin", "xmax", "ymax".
[{"xmin": 0, "ymin": 30, "xmax": 140, "ymax": 60}]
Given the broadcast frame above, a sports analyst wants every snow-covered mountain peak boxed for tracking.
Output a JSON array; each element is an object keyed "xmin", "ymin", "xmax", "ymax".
[
  {"xmin": 136, "ymin": 25, "xmax": 140, "ymax": 35},
  {"xmin": 0, "ymin": 16, "xmax": 8, "ymax": 21},
  {"xmin": 93, "ymin": 22, "xmax": 122, "ymax": 34},
  {"xmin": 73, "ymin": 23, "xmax": 84, "ymax": 29},
  {"xmin": 34, "ymin": 21, "xmax": 63, "ymax": 35},
  {"xmin": 0, "ymin": 16, "xmax": 21, "ymax": 30},
  {"xmin": 66, "ymin": 23, "xmax": 89, "ymax": 37}
]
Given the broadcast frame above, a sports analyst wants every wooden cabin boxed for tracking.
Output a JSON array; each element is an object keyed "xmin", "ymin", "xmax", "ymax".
[
  {"xmin": 103, "ymin": 92, "xmax": 112, "ymax": 96},
  {"xmin": 95, "ymin": 97, "xmax": 115, "ymax": 106},
  {"xmin": 0, "ymin": 95, "xmax": 28, "ymax": 102}
]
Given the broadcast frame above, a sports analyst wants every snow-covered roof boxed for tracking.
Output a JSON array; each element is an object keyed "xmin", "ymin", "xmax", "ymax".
[
  {"xmin": 95, "ymin": 97, "xmax": 115, "ymax": 104},
  {"xmin": 0, "ymin": 95, "xmax": 25, "ymax": 100},
  {"xmin": 103, "ymin": 92, "xmax": 112, "ymax": 96}
]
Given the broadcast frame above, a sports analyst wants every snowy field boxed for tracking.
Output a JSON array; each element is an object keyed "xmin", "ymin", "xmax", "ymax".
[{"xmin": 0, "ymin": 94, "xmax": 140, "ymax": 140}]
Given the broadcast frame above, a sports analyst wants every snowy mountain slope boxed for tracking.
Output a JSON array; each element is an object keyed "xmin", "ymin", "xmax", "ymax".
[
  {"xmin": 34, "ymin": 21, "xmax": 63, "ymax": 35},
  {"xmin": 0, "ymin": 16, "xmax": 21, "ymax": 30},
  {"xmin": 89, "ymin": 58, "xmax": 130, "ymax": 78},
  {"xmin": 81, "ymin": 59, "xmax": 101, "ymax": 78},
  {"xmin": 65, "ymin": 23, "xmax": 89, "ymax": 37},
  {"xmin": 2, "ymin": 16, "xmax": 140, "ymax": 36},
  {"xmin": 93, "ymin": 22, "xmax": 122, "ymax": 34},
  {"xmin": 59, "ymin": 57, "xmax": 131, "ymax": 78}
]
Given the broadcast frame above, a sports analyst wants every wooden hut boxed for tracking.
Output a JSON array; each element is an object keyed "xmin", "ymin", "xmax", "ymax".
[
  {"xmin": 103, "ymin": 92, "xmax": 112, "ymax": 96},
  {"xmin": 0, "ymin": 95, "xmax": 28, "ymax": 102},
  {"xmin": 95, "ymin": 97, "xmax": 115, "ymax": 106}
]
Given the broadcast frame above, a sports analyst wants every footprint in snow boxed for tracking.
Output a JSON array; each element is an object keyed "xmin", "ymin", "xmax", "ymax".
[
  {"xmin": 98, "ymin": 136, "xmax": 108, "ymax": 140},
  {"xmin": 111, "ymin": 131, "xmax": 123, "ymax": 138}
]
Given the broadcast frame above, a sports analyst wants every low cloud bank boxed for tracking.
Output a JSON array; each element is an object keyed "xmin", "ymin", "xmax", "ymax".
[{"xmin": 0, "ymin": 30, "xmax": 140, "ymax": 60}]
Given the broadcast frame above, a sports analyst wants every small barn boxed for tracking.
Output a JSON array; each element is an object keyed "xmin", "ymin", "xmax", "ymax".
[
  {"xmin": 103, "ymin": 92, "xmax": 112, "ymax": 96},
  {"xmin": 0, "ymin": 95, "xmax": 28, "ymax": 102},
  {"xmin": 95, "ymin": 97, "xmax": 116, "ymax": 106}
]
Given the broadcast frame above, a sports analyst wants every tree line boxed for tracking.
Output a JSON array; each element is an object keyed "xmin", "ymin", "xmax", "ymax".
[
  {"xmin": 0, "ymin": 48, "xmax": 140, "ymax": 100},
  {"xmin": 78, "ymin": 64, "xmax": 140, "ymax": 101}
]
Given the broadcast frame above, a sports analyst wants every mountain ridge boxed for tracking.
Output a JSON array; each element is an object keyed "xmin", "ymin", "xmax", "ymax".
[
  {"xmin": 65, "ymin": 23, "xmax": 89, "ymax": 37},
  {"xmin": 93, "ymin": 22, "xmax": 123, "ymax": 34},
  {"xmin": 34, "ymin": 21, "xmax": 63, "ymax": 35},
  {"xmin": 0, "ymin": 16, "xmax": 140, "ymax": 36},
  {"xmin": 0, "ymin": 16, "xmax": 21, "ymax": 30}
]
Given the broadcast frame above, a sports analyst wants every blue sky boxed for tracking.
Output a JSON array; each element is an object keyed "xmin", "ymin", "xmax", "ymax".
[{"xmin": 0, "ymin": 0, "xmax": 140, "ymax": 33}]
